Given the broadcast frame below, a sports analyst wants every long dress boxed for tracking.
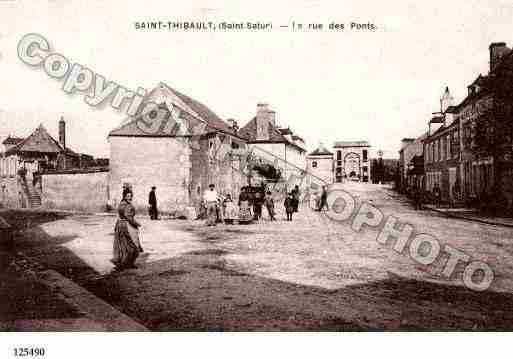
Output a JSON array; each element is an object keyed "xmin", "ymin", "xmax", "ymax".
[
  {"xmin": 238, "ymin": 192, "xmax": 253, "ymax": 223},
  {"xmin": 223, "ymin": 198, "xmax": 238, "ymax": 224},
  {"xmin": 112, "ymin": 200, "xmax": 140, "ymax": 269}
]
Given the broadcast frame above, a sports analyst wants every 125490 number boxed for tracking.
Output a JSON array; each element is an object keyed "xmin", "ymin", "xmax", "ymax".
[{"xmin": 13, "ymin": 348, "xmax": 45, "ymax": 357}]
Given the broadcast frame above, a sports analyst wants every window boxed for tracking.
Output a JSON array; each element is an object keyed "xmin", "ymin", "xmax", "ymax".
[
  {"xmin": 362, "ymin": 150, "xmax": 368, "ymax": 162},
  {"xmin": 447, "ymin": 134, "xmax": 451, "ymax": 159},
  {"xmin": 337, "ymin": 160, "xmax": 342, "ymax": 167},
  {"xmin": 231, "ymin": 141, "xmax": 239, "ymax": 149},
  {"xmin": 337, "ymin": 151, "xmax": 342, "ymax": 161},
  {"xmin": 440, "ymin": 140, "xmax": 443, "ymax": 161},
  {"xmin": 312, "ymin": 161, "xmax": 317, "ymax": 168}
]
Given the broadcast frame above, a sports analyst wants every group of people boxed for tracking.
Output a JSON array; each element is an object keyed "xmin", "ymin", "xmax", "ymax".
[
  {"xmin": 202, "ymin": 183, "xmax": 305, "ymax": 225},
  {"xmin": 110, "ymin": 183, "xmax": 329, "ymax": 270},
  {"xmin": 409, "ymin": 181, "xmax": 463, "ymax": 210}
]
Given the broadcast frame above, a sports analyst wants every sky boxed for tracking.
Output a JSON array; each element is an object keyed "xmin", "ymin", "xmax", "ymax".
[{"xmin": 1, "ymin": 0, "xmax": 513, "ymax": 159}]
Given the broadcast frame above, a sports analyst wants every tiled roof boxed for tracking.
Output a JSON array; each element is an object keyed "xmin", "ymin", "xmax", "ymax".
[
  {"xmin": 110, "ymin": 83, "xmax": 237, "ymax": 137},
  {"xmin": 278, "ymin": 128, "xmax": 293, "ymax": 135},
  {"xmin": 6, "ymin": 125, "xmax": 62, "ymax": 155},
  {"xmin": 453, "ymin": 50, "xmax": 513, "ymax": 111},
  {"xmin": 239, "ymin": 117, "xmax": 289, "ymax": 143},
  {"xmin": 445, "ymin": 105, "xmax": 458, "ymax": 114},
  {"xmin": 292, "ymin": 135, "xmax": 304, "ymax": 142},
  {"xmin": 238, "ymin": 118, "xmax": 306, "ymax": 152},
  {"xmin": 308, "ymin": 143, "xmax": 333, "ymax": 156},
  {"xmin": 2, "ymin": 136, "xmax": 24, "ymax": 145},
  {"xmin": 333, "ymin": 140, "xmax": 370, "ymax": 148}
]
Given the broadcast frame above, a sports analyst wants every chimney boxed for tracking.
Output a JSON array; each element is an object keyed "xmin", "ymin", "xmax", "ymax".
[
  {"xmin": 440, "ymin": 86, "xmax": 454, "ymax": 113},
  {"xmin": 256, "ymin": 103, "xmax": 270, "ymax": 141},
  {"xmin": 401, "ymin": 138, "xmax": 414, "ymax": 149},
  {"xmin": 489, "ymin": 42, "xmax": 509, "ymax": 72},
  {"xmin": 59, "ymin": 116, "xmax": 66, "ymax": 149},
  {"xmin": 226, "ymin": 118, "xmax": 238, "ymax": 132},
  {"xmin": 268, "ymin": 110, "xmax": 276, "ymax": 127}
]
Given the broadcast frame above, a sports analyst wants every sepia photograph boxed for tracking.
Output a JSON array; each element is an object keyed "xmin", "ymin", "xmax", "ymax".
[{"xmin": 1, "ymin": 0, "xmax": 513, "ymax": 357}]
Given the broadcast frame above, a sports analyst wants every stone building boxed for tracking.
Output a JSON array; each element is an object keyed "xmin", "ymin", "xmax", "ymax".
[
  {"xmin": 238, "ymin": 103, "xmax": 307, "ymax": 187},
  {"xmin": 306, "ymin": 143, "xmax": 333, "ymax": 186},
  {"xmin": 108, "ymin": 83, "xmax": 248, "ymax": 216},
  {"xmin": 423, "ymin": 110, "xmax": 460, "ymax": 201},
  {"xmin": 0, "ymin": 118, "xmax": 95, "ymax": 208},
  {"xmin": 398, "ymin": 134, "xmax": 426, "ymax": 192},
  {"xmin": 403, "ymin": 42, "xmax": 513, "ymax": 209},
  {"xmin": 333, "ymin": 141, "xmax": 371, "ymax": 182}
]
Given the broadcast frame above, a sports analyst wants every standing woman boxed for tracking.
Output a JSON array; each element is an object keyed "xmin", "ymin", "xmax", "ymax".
[
  {"xmin": 111, "ymin": 190, "xmax": 142, "ymax": 270},
  {"xmin": 238, "ymin": 188, "xmax": 253, "ymax": 223}
]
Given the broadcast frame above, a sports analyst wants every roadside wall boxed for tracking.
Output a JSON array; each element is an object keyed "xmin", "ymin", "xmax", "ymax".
[
  {"xmin": 0, "ymin": 177, "xmax": 23, "ymax": 208},
  {"xmin": 41, "ymin": 170, "xmax": 109, "ymax": 212}
]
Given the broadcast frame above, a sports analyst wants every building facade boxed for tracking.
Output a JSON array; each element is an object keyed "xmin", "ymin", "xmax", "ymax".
[
  {"xmin": 333, "ymin": 141, "xmax": 371, "ymax": 182},
  {"xmin": 108, "ymin": 83, "xmax": 248, "ymax": 216},
  {"xmin": 238, "ymin": 103, "xmax": 307, "ymax": 188},
  {"xmin": 402, "ymin": 42, "xmax": 513, "ymax": 210},
  {"xmin": 0, "ymin": 119, "xmax": 96, "ymax": 209},
  {"xmin": 306, "ymin": 143, "xmax": 334, "ymax": 186}
]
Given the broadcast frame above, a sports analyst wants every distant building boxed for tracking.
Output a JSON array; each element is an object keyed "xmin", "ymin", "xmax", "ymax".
[
  {"xmin": 398, "ymin": 134, "xmax": 426, "ymax": 192},
  {"xmin": 333, "ymin": 141, "xmax": 371, "ymax": 182},
  {"xmin": 306, "ymin": 143, "xmax": 333, "ymax": 186},
  {"xmin": 2, "ymin": 136, "xmax": 24, "ymax": 153},
  {"xmin": 0, "ymin": 118, "xmax": 97, "ymax": 209}
]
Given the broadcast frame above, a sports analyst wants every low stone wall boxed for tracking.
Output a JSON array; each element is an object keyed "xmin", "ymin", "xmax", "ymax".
[
  {"xmin": 41, "ymin": 170, "xmax": 109, "ymax": 212},
  {"xmin": 0, "ymin": 177, "xmax": 24, "ymax": 208}
]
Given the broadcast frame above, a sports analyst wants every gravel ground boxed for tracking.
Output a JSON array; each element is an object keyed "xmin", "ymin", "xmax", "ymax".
[{"xmin": 8, "ymin": 183, "xmax": 513, "ymax": 330}]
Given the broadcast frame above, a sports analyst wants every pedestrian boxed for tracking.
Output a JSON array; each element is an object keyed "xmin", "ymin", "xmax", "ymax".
[
  {"xmin": 148, "ymin": 186, "xmax": 158, "ymax": 220},
  {"xmin": 216, "ymin": 193, "xmax": 225, "ymax": 223},
  {"xmin": 264, "ymin": 190, "xmax": 276, "ymax": 221},
  {"xmin": 253, "ymin": 190, "xmax": 263, "ymax": 221},
  {"xmin": 223, "ymin": 194, "xmax": 238, "ymax": 224},
  {"xmin": 203, "ymin": 184, "xmax": 219, "ymax": 226},
  {"xmin": 413, "ymin": 183, "xmax": 423, "ymax": 210},
  {"xmin": 433, "ymin": 183, "xmax": 441, "ymax": 207},
  {"xmin": 292, "ymin": 185, "xmax": 300, "ymax": 212},
  {"xmin": 111, "ymin": 190, "xmax": 143, "ymax": 271},
  {"xmin": 284, "ymin": 192, "xmax": 295, "ymax": 221},
  {"xmin": 122, "ymin": 183, "xmax": 131, "ymax": 199},
  {"xmin": 318, "ymin": 185, "xmax": 328, "ymax": 211},
  {"xmin": 238, "ymin": 187, "xmax": 253, "ymax": 223},
  {"xmin": 452, "ymin": 180, "xmax": 461, "ymax": 208}
]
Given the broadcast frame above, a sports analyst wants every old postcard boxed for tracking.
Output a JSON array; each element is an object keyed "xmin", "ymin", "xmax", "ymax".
[{"xmin": 0, "ymin": 0, "xmax": 511, "ymax": 358}]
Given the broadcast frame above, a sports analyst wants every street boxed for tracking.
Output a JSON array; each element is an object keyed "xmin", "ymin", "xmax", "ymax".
[{"xmin": 7, "ymin": 182, "xmax": 513, "ymax": 331}]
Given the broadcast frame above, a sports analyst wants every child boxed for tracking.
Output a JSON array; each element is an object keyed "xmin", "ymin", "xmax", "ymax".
[
  {"xmin": 223, "ymin": 194, "xmax": 237, "ymax": 224},
  {"xmin": 284, "ymin": 192, "xmax": 295, "ymax": 221}
]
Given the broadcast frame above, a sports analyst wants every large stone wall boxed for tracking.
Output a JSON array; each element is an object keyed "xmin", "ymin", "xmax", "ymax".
[
  {"xmin": 109, "ymin": 136, "xmax": 192, "ymax": 213},
  {"xmin": 41, "ymin": 171, "xmax": 109, "ymax": 212}
]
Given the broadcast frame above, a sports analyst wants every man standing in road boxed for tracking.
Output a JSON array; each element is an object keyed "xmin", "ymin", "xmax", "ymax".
[
  {"xmin": 148, "ymin": 186, "xmax": 158, "ymax": 220},
  {"xmin": 318, "ymin": 185, "xmax": 328, "ymax": 211},
  {"xmin": 292, "ymin": 185, "xmax": 300, "ymax": 213},
  {"xmin": 203, "ymin": 183, "xmax": 219, "ymax": 226}
]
